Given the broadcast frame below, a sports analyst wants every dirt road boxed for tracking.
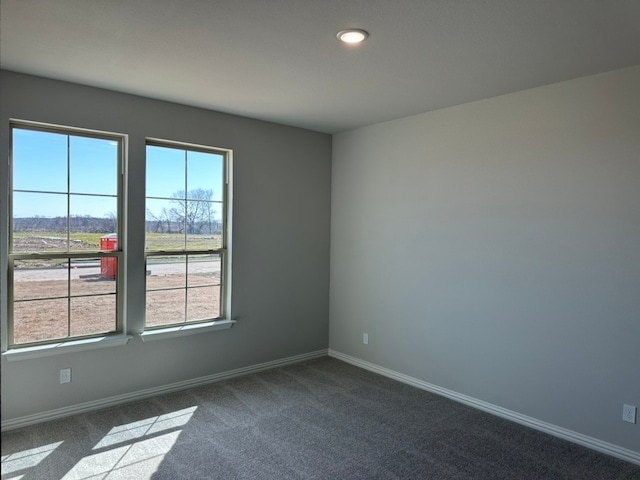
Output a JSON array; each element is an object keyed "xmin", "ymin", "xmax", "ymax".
[{"xmin": 14, "ymin": 260, "xmax": 221, "ymax": 282}]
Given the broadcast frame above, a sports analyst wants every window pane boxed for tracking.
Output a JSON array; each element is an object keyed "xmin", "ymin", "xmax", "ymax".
[
  {"xmin": 13, "ymin": 129, "xmax": 67, "ymax": 193},
  {"xmin": 147, "ymin": 256, "xmax": 186, "ymax": 290},
  {"xmin": 13, "ymin": 192, "xmax": 68, "ymax": 253},
  {"xmin": 146, "ymin": 145, "xmax": 185, "ymax": 198},
  {"xmin": 146, "ymin": 289, "xmax": 185, "ymax": 327},
  {"xmin": 146, "ymin": 199, "xmax": 185, "ymax": 250},
  {"xmin": 145, "ymin": 141, "xmax": 228, "ymax": 330},
  {"xmin": 14, "ymin": 260, "xmax": 69, "ymax": 300},
  {"xmin": 187, "ymin": 286, "xmax": 220, "ymax": 321},
  {"xmin": 13, "ymin": 298, "xmax": 68, "ymax": 344},
  {"xmin": 70, "ymin": 195, "xmax": 117, "ymax": 251},
  {"xmin": 71, "ymin": 258, "xmax": 117, "ymax": 296},
  {"xmin": 69, "ymin": 136, "xmax": 118, "ymax": 195},
  {"xmin": 184, "ymin": 200, "xmax": 223, "ymax": 249},
  {"xmin": 9, "ymin": 124, "xmax": 123, "ymax": 347},
  {"xmin": 187, "ymin": 254, "xmax": 221, "ymax": 287},
  {"xmin": 13, "ymin": 191, "xmax": 68, "ymax": 220},
  {"xmin": 187, "ymin": 151, "xmax": 224, "ymax": 202},
  {"xmin": 187, "ymin": 200, "xmax": 223, "ymax": 250},
  {"xmin": 70, "ymin": 295, "xmax": 116, "ymax": 336}
]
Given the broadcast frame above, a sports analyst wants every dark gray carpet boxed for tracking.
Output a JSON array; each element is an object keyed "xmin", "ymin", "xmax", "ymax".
[{"xmin": 2, "ymin": 357, "xmax": 639, "ymax": 479}]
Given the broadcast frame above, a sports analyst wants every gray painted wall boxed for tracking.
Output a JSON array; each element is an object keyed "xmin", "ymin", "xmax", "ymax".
[
  {"xmin": 0, "ymin": 71, "xmax": 331, "ymax": 420},
  {"xmin": 330, "ymin": 66, "xmax": 640, "ymax": 452}
]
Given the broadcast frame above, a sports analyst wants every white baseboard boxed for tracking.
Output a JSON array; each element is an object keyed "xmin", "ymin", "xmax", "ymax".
[
  {"xmin": 1, "ymin": 349, "xmax": 328, "ymax": 432},
  {"xmin": 328, "ymin": 349, "xmax": 640, "ymax": 466}
]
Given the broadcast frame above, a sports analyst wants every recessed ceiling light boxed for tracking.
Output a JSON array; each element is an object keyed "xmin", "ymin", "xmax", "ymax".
[{"xmin": 337, "ymin": 29, "xmax": 368, "ymax": 44}]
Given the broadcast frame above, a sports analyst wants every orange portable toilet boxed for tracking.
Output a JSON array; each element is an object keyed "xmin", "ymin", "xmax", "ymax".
[{"xmin": 100, "ymin": 233, "xmax": 118, "ymax": 279}]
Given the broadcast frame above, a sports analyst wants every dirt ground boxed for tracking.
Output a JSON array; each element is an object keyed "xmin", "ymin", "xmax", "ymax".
[
  {"xmin": 11, "ymin": 234, "xmax": 222, "ymax": 345},
  {"xmin": 13, "ymin": 235, "xmax": 95, "ymax": 254},
  {"xmin": 13, "ymin": 273, "xmax": 221, "ymax": 345}
]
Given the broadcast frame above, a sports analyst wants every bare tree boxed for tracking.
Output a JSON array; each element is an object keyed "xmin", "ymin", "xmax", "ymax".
[
  {"xmin": 146, "ymin": 207, "xmax": 177, "ymax": 234},
  {"xmin": 146, "ymin": 208, "xmax": 161, "ymax": 233},
  {"xmin": 169, "ymin": 189, "xmax": 216, "ymax": 234},
  {"xmin": 104, "ymin": 211, "xmax": 117, "ymax": 233}
]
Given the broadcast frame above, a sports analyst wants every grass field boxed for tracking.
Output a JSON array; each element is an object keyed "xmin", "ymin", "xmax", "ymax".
[{"xmin": 12, "ymin": 232, "xmax": 222, "ymax": 253}]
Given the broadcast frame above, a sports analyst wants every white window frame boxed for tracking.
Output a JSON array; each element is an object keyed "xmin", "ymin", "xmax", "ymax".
[
  {"xmin": 5, "ymin": 120, "xmax": 126, "ymax": 350},
  {"xmin": 142, "ymin": 138, "xmax": 233, "ymax": 340}
]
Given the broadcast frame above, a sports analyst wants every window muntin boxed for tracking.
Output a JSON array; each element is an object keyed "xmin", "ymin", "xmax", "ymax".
[
  {"xmin": 8, "ymin": 123, "xmax": 123, "ymax": 348},
  {"xmin": 145, "ymin": 141, "xmax": 228, "ymax": 329}
]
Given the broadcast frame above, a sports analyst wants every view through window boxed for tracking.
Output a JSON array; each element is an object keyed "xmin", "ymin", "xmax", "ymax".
[
  {"xmin": 9, "ymin": 123, "xmax": 123, "ymax": 347},
  {"xmin": 145, "ymin": 141, "xmax": 228, "ymax": 328}
]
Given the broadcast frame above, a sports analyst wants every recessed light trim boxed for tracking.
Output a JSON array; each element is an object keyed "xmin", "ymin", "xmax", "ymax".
[{"xmin": 337, "ymin": 29, "xmax": 369, "ymax": 44}]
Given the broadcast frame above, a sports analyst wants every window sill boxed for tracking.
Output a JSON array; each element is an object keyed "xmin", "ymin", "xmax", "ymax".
[
  {"xmin": 2, "ymin": 335, "xmax": 133, "ymax": 362},
  {"xmin": 140, "ymin": 319, "xmax": 236, "ymax": 342}
]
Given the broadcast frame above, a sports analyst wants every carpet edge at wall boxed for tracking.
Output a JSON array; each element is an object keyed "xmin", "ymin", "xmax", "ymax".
[
  {"xmin": 328, "ymin": 349, "xmax": 640, "ymax": 466},
  {"xmin": 0, "ymin": 349, "xmax": 328, "ymax": 432}
]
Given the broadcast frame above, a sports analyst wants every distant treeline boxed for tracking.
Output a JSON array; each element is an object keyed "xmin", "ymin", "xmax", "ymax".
[
  {"xmin": 14, "ymin": 216, "xmax": 222, "ymax": 235},
  {"xmin": 14, "ymin": 216, "xmax": 117, "ymax": 233},
  {"xmin": 145, "ymin": 219, "xmax": 222, "ymax": 235}
]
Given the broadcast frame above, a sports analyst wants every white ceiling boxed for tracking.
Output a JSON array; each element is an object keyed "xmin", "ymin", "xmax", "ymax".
[{"xmin": 1, "ymin": 0, "xmax": 639, "ymax": 133}]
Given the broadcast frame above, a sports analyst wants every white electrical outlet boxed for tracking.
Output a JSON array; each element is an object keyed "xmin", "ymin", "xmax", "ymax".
[
  {"xmin": 60, "ymin": 368, "xmax": 72, "ymax": 384},
  {"xmin": 363, "ymin": 333, "xmax": 369, "ymax": 345},
  {"xmin": 622, "ymin": 404, "xmax": 636, "ymax": 424}
]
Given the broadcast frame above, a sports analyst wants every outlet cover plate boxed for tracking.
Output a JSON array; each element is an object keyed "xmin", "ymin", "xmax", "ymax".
[
  {"xmin": 623, "ymin": 404, "xmax": 636, "ymax": 424},
  {"xmin": 60, "ymin": 368, "xmax": 71, "ymax": 384}
]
